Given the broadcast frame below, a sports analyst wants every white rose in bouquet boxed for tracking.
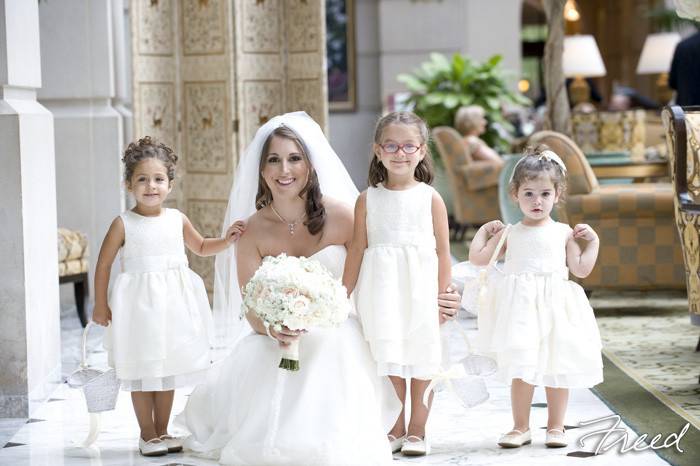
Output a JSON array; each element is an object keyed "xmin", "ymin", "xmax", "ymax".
[{"xmin": 241, "ymin": 254, "xmax": 351, "ymax": 371}]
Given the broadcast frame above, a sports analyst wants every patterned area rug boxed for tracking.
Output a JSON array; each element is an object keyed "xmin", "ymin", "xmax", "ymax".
[
  {"xmin": 590, "ymin": 291, "xmax": 700, "ymax": 466},
  {"xmin": 592, "ymin": 291, "xmax": 700, "ymax": 429}
]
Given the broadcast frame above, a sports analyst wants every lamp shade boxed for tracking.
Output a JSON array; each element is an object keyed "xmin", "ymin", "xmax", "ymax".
[
  {"xmin": 563, "ymin": 35, "xmax": 607, "ymax": 78},
  {"xmin": 636, "ymin": 32, "xmax": 681, "ymax": 74}
]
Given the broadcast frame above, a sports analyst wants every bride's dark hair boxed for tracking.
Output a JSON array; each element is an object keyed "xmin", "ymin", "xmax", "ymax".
[{"xmin": 256, "ymin": 126, "xmax": 326, "ymax": 235}]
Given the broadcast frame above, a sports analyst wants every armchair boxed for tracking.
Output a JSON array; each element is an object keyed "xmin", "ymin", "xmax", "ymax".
[
  {"xmin": 662, "ymin": 106, "xmax": 700, "ymax": 330},
  {"xmin": 432, "ymin": 126, "xmax": 501, "ymax": 235},
  {"xmin": 528, "ymin": 131, "xmax": 685, "ymax": 290}
]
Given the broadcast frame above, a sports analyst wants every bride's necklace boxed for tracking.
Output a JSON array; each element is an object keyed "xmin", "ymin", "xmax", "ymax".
[{"xmin": 270, "ymin": 203, "xmax": 306, "ymax": 236}]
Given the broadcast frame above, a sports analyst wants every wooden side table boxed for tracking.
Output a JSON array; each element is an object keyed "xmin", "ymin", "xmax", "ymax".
[
  {"xmin": 585, "ymin": 151, "xmax": 669, "ymax": 180},
  {"xmin": 60, "ymin": 272, "xmax": 89, "ymax": 327}
]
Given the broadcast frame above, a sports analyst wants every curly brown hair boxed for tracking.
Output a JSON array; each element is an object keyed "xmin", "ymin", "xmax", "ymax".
[
  {"xmin": 122, "ymin": 136, "xmax": 178, "ymax": 183},
  {"xmin": 509, "ymin": 144, "xmax": 567, "ymax": 197},
  {"xmin": 256, "ymin": 126, "xmax": 326, "ymax": 236},
  {"xmin": 368, "ymin": 111, "xmax": 434, "ymax": 187}
]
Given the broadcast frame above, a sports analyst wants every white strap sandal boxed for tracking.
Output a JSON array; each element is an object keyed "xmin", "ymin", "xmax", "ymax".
[
  {"xmin": 545, "ymin": 428, "xmax": 568, "ymax": 448},
  {"xmin": 387, "ymin": 434, "xmax": 406, "ymax": 453},
  {"xmin": 401, "ymin": 435, "xmax": 430, "ymax": 456},
  {"xmin": 497, "ymin": 429, "xmax": 532, "ymax": 448},
  {"xmin": 159, "ymin": 434, "xmax": 183, "ymax": 453},
  {"xmin": 138, "ymin": 437, "xmax": 168, "ymax": 457}
]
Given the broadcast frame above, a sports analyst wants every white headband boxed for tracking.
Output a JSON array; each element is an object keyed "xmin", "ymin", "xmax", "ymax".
[{"xmin": 508, "ymin": 150, "xmax": 567, "ymax": 183}]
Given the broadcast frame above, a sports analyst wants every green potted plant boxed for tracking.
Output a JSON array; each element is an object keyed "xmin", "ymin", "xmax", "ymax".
[
  {"xmin": 398, "ymin": 53, "xmax": 529, "ymax": 153},
  {"xmin": 398, "ymin": 53, "xmax": 529, "ymax": 220}
]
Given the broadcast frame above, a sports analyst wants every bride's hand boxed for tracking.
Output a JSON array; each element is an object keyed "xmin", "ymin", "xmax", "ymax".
[{"xmin": 270, "ymin": 326, "xmax": 305, "ymax": 347}]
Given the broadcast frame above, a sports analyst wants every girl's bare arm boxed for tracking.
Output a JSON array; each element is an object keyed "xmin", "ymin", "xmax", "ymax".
[
  {"xmin": 93, "ymin": 217, "xmax": 125, "ymax": 325},
  {"xmin": 566, "ymin": 224, "xmax": 600, "ymax": 278},
  {"xmin": 469, "ymin": 220, "xmax": 506, "ymax": 266},
  {"xmin": 342, "ymin": 192, "xmax": 368, "ymax": 295},
  {"xmin": 183, "ymin": 214, "xmax": 242, "ymax": 256}
]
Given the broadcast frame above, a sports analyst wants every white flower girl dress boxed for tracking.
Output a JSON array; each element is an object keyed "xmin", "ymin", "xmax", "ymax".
[{"xmin": 478, "ymin": 221, "xmax": 603, "ymax": 388}]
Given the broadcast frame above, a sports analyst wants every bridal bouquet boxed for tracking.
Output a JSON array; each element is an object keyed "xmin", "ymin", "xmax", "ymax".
[{"xmin": 241, "ymin": 253, "xmax": 351, "ymax": 371}]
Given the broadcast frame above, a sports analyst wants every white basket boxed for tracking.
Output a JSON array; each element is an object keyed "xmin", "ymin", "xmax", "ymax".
[{"xmin": 66, "ymin": 322, "xmax": 120, "ymax": 413}]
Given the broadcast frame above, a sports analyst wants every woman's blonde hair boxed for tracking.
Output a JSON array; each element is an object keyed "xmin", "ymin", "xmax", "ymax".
[{"xmin": 454, "ymin": 105, "xmax": 485, "ymax": 135}]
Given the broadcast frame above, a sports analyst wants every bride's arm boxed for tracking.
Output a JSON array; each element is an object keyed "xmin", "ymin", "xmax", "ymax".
[{"xmin": 235, "ymin": 229, "xmax": 267, "ymax": 335}]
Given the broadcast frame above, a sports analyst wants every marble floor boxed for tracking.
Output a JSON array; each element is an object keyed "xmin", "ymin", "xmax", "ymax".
[{"xmin": 0, "ymin": 308, "xmax": 671, "ymax": 466}]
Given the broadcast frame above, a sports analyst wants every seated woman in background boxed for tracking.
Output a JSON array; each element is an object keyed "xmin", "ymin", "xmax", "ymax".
[{"xmin": 454, "ymin": 105, "xmax": 504, "ymax": 166}]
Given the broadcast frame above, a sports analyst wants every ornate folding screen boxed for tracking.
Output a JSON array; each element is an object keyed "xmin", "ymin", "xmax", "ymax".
[{"xmin": 131, "ymin": 0, "xmax": 328, "ymax": 292}]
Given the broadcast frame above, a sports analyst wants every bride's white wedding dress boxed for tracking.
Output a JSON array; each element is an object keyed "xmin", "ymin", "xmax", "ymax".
[{"xmin": 177, "ymin": 245, "xmax": 399, "ymax": 466}]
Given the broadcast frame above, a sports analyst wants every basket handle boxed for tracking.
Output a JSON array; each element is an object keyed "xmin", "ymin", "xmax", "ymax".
[
  {"xmin": 487, "ymin": 224, "xmax": 510, "ymax": 267},
  {"xmin": 450, "ymin": 319, "xmax": 474, "ymax": 353},
  {"xmin": 80, "ymin": 322, "xmax": 94, "ymax": 369}
]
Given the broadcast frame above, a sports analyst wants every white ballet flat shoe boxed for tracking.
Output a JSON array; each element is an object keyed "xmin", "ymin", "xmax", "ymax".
[
  {"xmin": 159, "ymin": 434, "xmax": 183, "ymax": 453},
  {"xmin": 545, "ymin": 428, "xmax": 568, "ymax": 448},
  {"xmin": 401, "ymin": 435, "xmax": 430, "ymax": 456},
  {"xmin": 387, "ymin": 434, "xmax": 406, "ymax": 453},
  {"xmin": 497, "ymin": 429, "xmax": 532, "ymax": 448},
  {"xmin": 139, "ymin": 437, "xmax": 168, "ymax": 456}
]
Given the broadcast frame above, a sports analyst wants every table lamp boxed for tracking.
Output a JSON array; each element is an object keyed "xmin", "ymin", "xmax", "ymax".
[
  {"xmin": 636, "ymin": 32, "xmax": 681, "ymax": 104},
  {"xmin": 563, "ymin": 35, "xmax": 607, "ymax": 106}
]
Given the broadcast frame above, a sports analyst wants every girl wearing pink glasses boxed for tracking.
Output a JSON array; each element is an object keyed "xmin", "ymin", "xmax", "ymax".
[{"xmin": 343, "ymin": 111, "xmax": 452, "ymax": 457}]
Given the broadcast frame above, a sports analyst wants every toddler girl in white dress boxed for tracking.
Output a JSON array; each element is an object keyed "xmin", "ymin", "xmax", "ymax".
[
  {"xmin": 469, "ymin": 146, "xmax": 603, "ymax": 449},
  {"xmin": 344, "ymin": 112, "xmax": 452, "ymax": 457},
  {"xmin": 92, "ymin": 137, "xmax": 242, "ymax": 457}
]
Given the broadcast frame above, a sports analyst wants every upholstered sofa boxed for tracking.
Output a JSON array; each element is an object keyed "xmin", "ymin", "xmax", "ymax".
[
  {"xmin": 528, "ymin": 131, "xmax": 685, "ymax": 290},
  {"xmin": 432, "ymin": 126, "xmax": 501, "ymax": 232}
]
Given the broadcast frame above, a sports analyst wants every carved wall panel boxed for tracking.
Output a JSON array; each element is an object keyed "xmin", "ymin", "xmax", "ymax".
[
  {"xmin": 242, "ymin": 80, "xmax": 283, "ymax": 146},
  {"xmin": 286, "ymin": 0, "xmax": 320, "ymax": 53},
  {"xmin": 183, "ymin": 0, "xmax": 225, "ymax": 55},
  {"xmin": 187, "ymin": 200, "xmax": 228, "ymax": 291},
  {"xmin": 184, "ymin": 81, "xmax": 228, "ymax": 173},
  {"xmin": 285, "ymin": 0, "xmax": 327, "ymax": 129},
  {"xmin": 133, "ymin": 0, "xmax": 234, "ymax": 292},
  {"xmin": 241, "ymin": 0, "xmax": 280, "ymax": 53},
  {"xmin": 138, "ymin": 0, "xmax": 174, "ymax": 55},
  {"xmin": 138, "ymin": 83, "xmax": 176, "ymax": 144},
  {"xmin": 178, "ymin": 0, "xmax": 234, "ymax": 290},
  {"xmin": 234, "ymin": 0, "xmax": 328, "ymax": 155},
  {"xmin": 289, "ymin": 78, "xmax": 324, "ymax": 127},
  {"xmin": 133, "ymin": 2, "xmax": 178, "ymax": 208}
]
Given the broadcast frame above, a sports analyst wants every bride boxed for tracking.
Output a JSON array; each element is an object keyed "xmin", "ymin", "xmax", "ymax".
[{"xmin": 177, "ymin": 112, "xmax": 459, "ymax": 465}]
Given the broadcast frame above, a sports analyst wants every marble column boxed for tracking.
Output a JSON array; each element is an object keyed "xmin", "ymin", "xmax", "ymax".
[
  {"xmin": 0, "ymin": 0, "xmax": 62, "ymax": 417},
  {"xmin": 38, "ymin": 0, "xmax": 125, "ymax": 291},
  {"xmin": 112, "ymin": 0, "xmax": 133, "ymax": 148}
]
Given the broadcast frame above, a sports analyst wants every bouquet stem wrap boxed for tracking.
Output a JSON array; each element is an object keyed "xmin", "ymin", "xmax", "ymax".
[{"xmin": 279, "ymin": 340, "xmax": 300, "ymax": 371}]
